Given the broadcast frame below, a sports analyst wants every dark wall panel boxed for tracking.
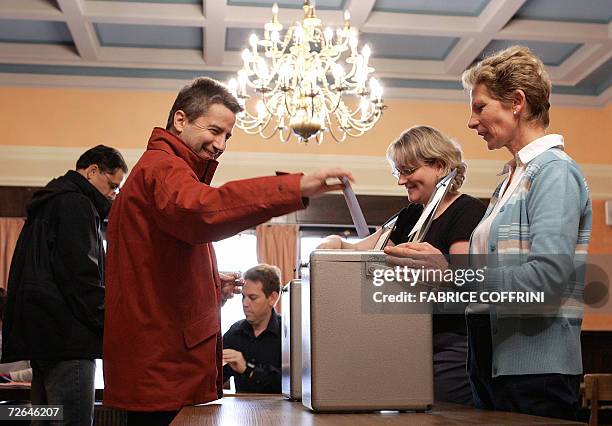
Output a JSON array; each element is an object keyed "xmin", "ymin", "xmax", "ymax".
[
  {"xmin": 0, "ymin": 186, "xmax": 41, "ymax": 217},
  {"xmin": 297, "ymin": 194, "xmax": 407, "ymax": 226}
]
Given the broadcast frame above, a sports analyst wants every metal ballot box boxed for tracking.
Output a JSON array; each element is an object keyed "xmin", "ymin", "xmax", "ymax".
[
  {"xmin": 281, "ymin": 279, "xmax": 302, "ymax": 401},
  {"xmin": 302, "ymin": 250, "xmax": 433, "ymax": 412}
]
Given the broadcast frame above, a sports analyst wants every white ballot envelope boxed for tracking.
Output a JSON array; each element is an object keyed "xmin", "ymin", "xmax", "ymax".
[{"xmin": 340, "ymin": 176, "xmax": 370, "ymax": 238}]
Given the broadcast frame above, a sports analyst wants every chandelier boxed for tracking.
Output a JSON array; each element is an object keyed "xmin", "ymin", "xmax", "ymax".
[{"xmin": 227, "ymin": 0, "xmax": 385, "ymax": 144}]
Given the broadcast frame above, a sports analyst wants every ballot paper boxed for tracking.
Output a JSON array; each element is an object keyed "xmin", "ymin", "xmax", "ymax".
[
  {"xmin": 373, "ymin": 212, "xmax": 399, "ymax": 251},
  {"xmin": 340, "ymin": 176, "xmax": 370, "ymax": 238},
  {"xmin": 405, "ymin": 169, "xmax": 457, "ymax": 243},
  {"xmin": 373, "ymin": 169, "xmax": 457, "ymax": 250}
]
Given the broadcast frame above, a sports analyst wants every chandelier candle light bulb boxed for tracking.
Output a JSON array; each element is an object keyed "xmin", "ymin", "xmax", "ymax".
[{"xmin": 228, "ymin": 0, "xmax": 386, "ymax": 144}]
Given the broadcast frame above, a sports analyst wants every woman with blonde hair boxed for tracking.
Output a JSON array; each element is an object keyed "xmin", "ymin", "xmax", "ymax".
[
  {"xmin": 318, "ymin": 125, "xmax": 486, "ymax": 405},
  {"xmin": 386, "ymin": 46, "xmax": 592, "ymax": 420}
]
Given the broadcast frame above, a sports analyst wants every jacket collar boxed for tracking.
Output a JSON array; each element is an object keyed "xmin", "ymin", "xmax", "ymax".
[
  {"xmin": 498, "ymin": 134, "xmax": 564, "ymax": 176},
  {"xmin": 239, "ymin": 309, "xmax": 280, "ymax": 338},
  {"xmin": 65, "ymin": 170, "xmax": 112, "ymax": 219},
  {"xmin": 146, "ymin": 127, "xmax": 218, "ymax": 184}
]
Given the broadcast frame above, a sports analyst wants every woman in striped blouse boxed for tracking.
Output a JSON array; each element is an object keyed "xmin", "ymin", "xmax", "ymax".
[{"xmin": 386, "ymin": 46, "xmax": 592, "ymax": 420}]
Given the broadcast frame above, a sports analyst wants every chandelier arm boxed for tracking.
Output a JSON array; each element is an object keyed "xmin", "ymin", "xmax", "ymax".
[
  {"xmin": 343, "ymin": 59, "xmax": 359, "ymax": 82},
  {"xmin": 342, "ymin": 125, "xmax": 365, "ymax": 138},
  {"xmin": 238, "ymin": 121, "xmax": 266, "ymax": 133},
  {"xmin": 279, "ymin": 126, "xmax": 293, "ymax": 143},
  {"xmin": 347, "ymin": 114, "xmax": 378, "ymax": 134},
  {"xmin": 320, "ymin": 49, "xmax": 342, "ymax": 66},
  {"xmin": 258, "ymin": 123, "xmax": 280, "ymax": 140},
  {"xmin": 238, "ymin": 122, "xmax": 268, "ymax": 134},
  {"xmin": 261, "ymin": 92, "xmax": 276, "ymax": 117},
  {"xmin": 342, "ymin": 114, "xmax": 371, "ymax": 134},
  {"xmin": 321, "ymin": 92, "xmax": 335, "ymax": 114},
  {"xmin": 329, "ymin": 91, "xmax": 343, "ymax": 114},
  {"xmin": 257, "ymin": 109, "xmax": 278, "ymax": 134},
  {"xmin": 237, "ymin": 117, "xmax": 261, "ymax": 130},
  {"xmin": 237, "ymin": 109, "xmax": 261, "ymax": 126},
  {"xmin": 315, "ymin": 131, "xmax": 324, "ymax": 145},
  {"xmin": 326, "ymin": 117, "xmax": 348, "ymax": 143},
  {"xmin": 320, "ymin": 89, "xmax": 342, "ymax": 118},
  {"xmin": 283, "ymin": 92, "xmax": 298, "ymax": 118},
  {"xmin": 346, "ymin": 111, "xmax": 374, "ymax": 128},
  {"xmin": 276, "ymin": 28, "xmax": 294, "ymax": 58},
  {"xmin": 343, "ymin": 104, "xmax": 364, "ymax": 119},
  {"xmin": 266, "ymin": 71, "xmax": 282, "ymax": 93},
  {"xmin": 309, "ymin": 96, "xmax": 319, "ymax": 120},
  {"xmin": 342, "ymin": 102, "xmax": 362, "ymax": 120},
  {"xmin": 236, "ymin": 110, "xmax": 269, "ymax": 132}
]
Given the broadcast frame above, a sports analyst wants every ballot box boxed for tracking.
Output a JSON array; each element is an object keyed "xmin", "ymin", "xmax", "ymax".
[
  {"xmin": 281, "ymin": 279, "xmax": 302, "ymax": 401},
  {"xmin": 301, "ymin": 250, "xmax": 433, "ymax": 412}
]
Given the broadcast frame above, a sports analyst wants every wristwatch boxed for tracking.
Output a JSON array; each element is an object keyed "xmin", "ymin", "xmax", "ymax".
[{"xmin": 243, "ymin": 362, "xmax": 256, "ymax": 378}]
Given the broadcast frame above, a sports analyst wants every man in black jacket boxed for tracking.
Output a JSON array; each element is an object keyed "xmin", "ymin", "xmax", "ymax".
[{"xmin": 2, "ymin": 145, "xmax": 127, "ymax": 426}]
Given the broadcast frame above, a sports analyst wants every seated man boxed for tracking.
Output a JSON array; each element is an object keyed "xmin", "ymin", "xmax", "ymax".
[{"xmin": 223, "ymin": 264, "xmax": 282, "ymax": 393}]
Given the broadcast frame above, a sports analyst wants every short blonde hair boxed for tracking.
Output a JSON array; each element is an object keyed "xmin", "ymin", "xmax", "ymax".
[
  {"xmin": 461, "ymin": 45, "xmax": 551, "ymax": 128},
  {"xmin": 386, "ymin": 125, "xmax": 466, "ymax": 194}
]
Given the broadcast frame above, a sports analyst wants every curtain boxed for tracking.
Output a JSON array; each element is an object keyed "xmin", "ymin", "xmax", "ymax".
[
  {"xmin": 0, "ymin": 218, "xmax": 25, "ymax": 289},
  {"xmin": 255, "ymin": 224, "xmax": 299, "ymax": 286}
]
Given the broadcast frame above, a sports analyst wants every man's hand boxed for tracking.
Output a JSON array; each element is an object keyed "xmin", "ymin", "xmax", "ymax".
[
  {"xmin": 223, "ymin": 349, "xmax": 247, "ymax": 374},
  {"xmin": 300, "ymin": 168, "xmax": 355, "ymax": 198},
  {"xmin": 219, "ymin": 272, "xmax": 243, "ymax": 303},
  {"xmin": 384, "ymin": 242, "xmax": 448, "ymax": 271}
]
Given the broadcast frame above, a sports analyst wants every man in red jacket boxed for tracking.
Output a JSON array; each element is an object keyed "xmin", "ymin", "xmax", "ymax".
[{"xmin": 103, "ymin": 77, "xmax": 353, "ymax": 425}]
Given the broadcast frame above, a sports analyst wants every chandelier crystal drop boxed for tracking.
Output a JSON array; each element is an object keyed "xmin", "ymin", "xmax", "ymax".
[{"xmin": 227, "ymin": 0, "xmax": 386, "ymax": 144}]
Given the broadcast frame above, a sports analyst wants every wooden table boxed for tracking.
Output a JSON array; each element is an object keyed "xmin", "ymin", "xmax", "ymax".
[{"xmin": 171, "ymin": 395, "xmax": 585, "ymax": 425}]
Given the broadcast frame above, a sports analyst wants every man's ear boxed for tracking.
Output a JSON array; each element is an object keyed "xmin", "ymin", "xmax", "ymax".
[
  {"xmin": 270, "ymin": 291, "xmax": 280, "ymax": 307},
  {"xmin": 85, "ymin": 164, "xmax": 99, "ymax": 180},
  {"xmin": 173, "ymin": 110, "xmax": 188, "ymax": 133}
]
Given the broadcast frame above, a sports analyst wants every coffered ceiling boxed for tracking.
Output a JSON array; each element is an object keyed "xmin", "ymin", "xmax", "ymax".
[{"xmin": 0, "ymin": 0, "xmax": 610, "ymax": 106}]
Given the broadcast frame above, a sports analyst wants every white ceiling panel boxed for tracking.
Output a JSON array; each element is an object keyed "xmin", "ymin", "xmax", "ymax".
[{"xmin": 373, "ymin": 0, "xmax": 489, "ymax": 16}]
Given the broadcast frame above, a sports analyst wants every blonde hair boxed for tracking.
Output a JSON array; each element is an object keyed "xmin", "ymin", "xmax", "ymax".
[
  {"xmin": 461, "ymin": 45, "xmax": 551, "ymax": 128},
  {"xmin": 386, "ymin": 125, "xmax": 466, "ymax": 194}
]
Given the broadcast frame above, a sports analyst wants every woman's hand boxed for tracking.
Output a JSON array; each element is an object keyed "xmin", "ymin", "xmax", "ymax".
[{"xmin": 384, "ymin": 242, "xmax": 449, "ymax": 271}]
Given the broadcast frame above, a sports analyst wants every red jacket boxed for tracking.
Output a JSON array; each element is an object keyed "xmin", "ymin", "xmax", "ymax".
[{"xmin": 103, "ymin": 128, "xmax": 305, "ymax": 410}]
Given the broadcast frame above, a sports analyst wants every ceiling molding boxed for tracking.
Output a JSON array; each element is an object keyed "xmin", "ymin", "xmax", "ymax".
[
  {"xmin": 0, "ymin": 0, "xmax": 64, "ymax": 21},
  {"xmin": 58, "ymin": 0, "xmax": 99, "ymax": 61},
  {"xmin": 203, "ymin": 0, "xmax": 226, "ymax": 66},
  {"xmin": 444, "ymin": 0, "xmax": 527, "ymax": 75}
]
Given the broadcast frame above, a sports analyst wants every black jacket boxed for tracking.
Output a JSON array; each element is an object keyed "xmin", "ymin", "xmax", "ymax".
[{"xmin": 2, "ymin": 170, "xmax": 110, "ymax": 362}]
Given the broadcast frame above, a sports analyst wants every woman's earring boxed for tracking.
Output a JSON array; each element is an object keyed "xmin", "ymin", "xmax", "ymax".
[{"xmin": 513, "ymin": 110, "xmax": 517, "ymax": 116}]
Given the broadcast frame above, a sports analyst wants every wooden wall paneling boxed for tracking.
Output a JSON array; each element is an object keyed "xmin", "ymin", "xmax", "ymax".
[{"xmin": 0, "ymin": 186, "xmax": 41, "ymax": 217}]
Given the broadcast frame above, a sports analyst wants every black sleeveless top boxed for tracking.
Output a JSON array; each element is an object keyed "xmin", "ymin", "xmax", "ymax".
[{"xmin": 389, "ymin": 194, "xmax": 487, "ymax": 334}]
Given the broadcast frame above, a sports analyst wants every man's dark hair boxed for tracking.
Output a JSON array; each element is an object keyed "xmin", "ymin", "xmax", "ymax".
[
  {"xmin": 243, "ymin": 264, "xmax": 282, "ymax": 298},
  {"xmin": 165, "ymin": 77, "xmax": 243, "ymax": 130},
  {"xmin": 76, "ymin": 145, "xmax": 128, "ymax": 174}
]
